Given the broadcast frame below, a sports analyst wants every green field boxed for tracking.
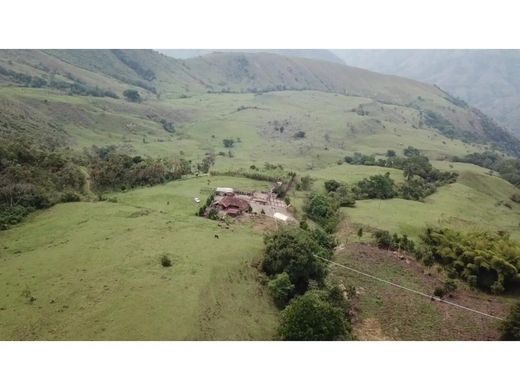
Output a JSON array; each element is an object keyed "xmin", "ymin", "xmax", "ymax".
[
  {"xmin": 0, "ymin": 176, "xmax": 278, "ymax": 340},
  {"xmin": 343, "ymin": 164, "xmax": 520, "ymax": 240}
]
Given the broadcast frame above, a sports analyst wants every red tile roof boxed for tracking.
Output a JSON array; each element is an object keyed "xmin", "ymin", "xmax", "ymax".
[{"xmin": 216, "ymin": 195, "xmax": 250, "ymax": 211}]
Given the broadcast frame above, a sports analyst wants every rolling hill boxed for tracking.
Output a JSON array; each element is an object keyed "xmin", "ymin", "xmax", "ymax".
[
  {"xmin": 1, "ymin": 49, "xmax": 519, "ymax": 156},
  {"xmin": 334, "ymin": 50, "xmax": 520, "ymax": 136},
  {"xmin": 2, "ymin": 49, "xmax": 520, "ymax": 340}
]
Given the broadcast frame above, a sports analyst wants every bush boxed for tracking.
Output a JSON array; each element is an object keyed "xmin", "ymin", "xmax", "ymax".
[
  {"xmin": 418, "ymin": 227, "xmax": 520, "ymax": 293},
  {"xmin": 159, "ymin": 254, "xmax": 173, "ymax": 267},
  {"xmin": 223, "ymin": 139, "xmax": 235, "ymax": 148},
  {"xmin": 262, "ymin": 226, "xmax": 331, "ymax": 294},
  {"xmin": 278, "ymin": 291, "xmax": 350, "ymax": 341},
  {"xmin": 268, "ymin": 272, "xmax": 295, "ymax": 308},
  {"xmin": 500, "ymin": 303, "xmax": 520, "ymax": 340},
  {"xmin": 324, "ymin": 180, "xmax": 341, "ymax": 193},
  {"xmin": 373, "ymin": 229, "xmax": 415, "ymax": 252},
  {"xmin": 61, "ymin": 192, "xmax": 81, "ymax": 203},
  {"xmin": 207, "ymin": 208, "xmax": 219, "ymax": 220},
  {"xmin": 303, "ymin": 193, "xmax": 340, "ymax": 233},
  {"xmin": 123, "ymin": 89, "xmax": 142, "ymax": 102},
  {"xmin": 160, "ymin": 254, "xmax": 173, "ymax": 267},
  {"xmin": 433, "ymin": 287, "xmax": 446, "ymax": 298},
  {"xmin": 443, "ymin": 278, "xmax": 458, "ymax": 294},
  {"xmin": 354, "ymin": 173, "xmax": 397, "ymax": 200}
]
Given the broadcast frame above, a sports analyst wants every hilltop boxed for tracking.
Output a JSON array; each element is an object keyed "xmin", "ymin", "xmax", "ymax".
[
  {"xmin": 1, "ymin": 49, "xmax": 519, "ymax": 156},
  {"xmin": 335, "ymin": 50, "xmax": 520, "ymax": 136}
]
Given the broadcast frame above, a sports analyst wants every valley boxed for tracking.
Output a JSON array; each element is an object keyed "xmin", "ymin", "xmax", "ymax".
[{"xmin": 1, "ymin": 49, "xmax": 520, "ymax": 340}]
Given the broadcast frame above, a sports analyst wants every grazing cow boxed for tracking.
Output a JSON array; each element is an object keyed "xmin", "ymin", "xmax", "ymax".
[{"xmin": 214, "ymin": 234, "xmax": 219, "ymax": 239}]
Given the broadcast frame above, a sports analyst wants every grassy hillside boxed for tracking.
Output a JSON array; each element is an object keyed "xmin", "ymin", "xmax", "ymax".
[
  {"xmin": 2, "ymin": 50, "xmax": 520, "ymax": 341},
  {"xmin": 1, "ymin": 49, "xmax": 519, "ymax": 154},
  {"xmin": 342, "ymin": 162, "xmax": 520, "ymax": 240},
  {"xmin": 335, "ymin": 49, "xmax": 520, "ymax": 136},
  {"xmin": 0, "ymin": 176, "xmax": 278, "ymax": 340}
]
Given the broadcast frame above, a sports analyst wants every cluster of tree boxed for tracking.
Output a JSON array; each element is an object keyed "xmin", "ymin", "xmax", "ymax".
[
  {"xmin": 195, "ymin": 153, "xmax": 215, "ymax": 174},
  {"xmin": 262, "ymin": 226, "xmax": 352, "ymax": 340},
  {"xmin": 373, "ymin": 229, "xmax": 415, "ymax": 252},
  {"xmin": 88, "ymin": 146, "xmax": 191, "ymax": 191},
  {"xmin": 324, "ymin": 180, "xmax": 356, "ymax": 207},
  {"xmin": 417, "ymin": 227, "xmax": 520, "ymax": 294},
  {"xmin": 196, "ymin": 192, "xmax": 215, "ymax": 217},
  {"xmin": 353, "ymin": 172, "xmax": 398, "ymax": 200},
  {"xmin": 345, "ymin": 148, "xmax": 457, "ymax": 200},
  {"xmin": 0, "ymin": 65, "xmax": 119, "ymax": 98},
  {"xmin": 454, "ymin": 151, "xmax": 520, "ymax": 188},
  {"xmin": 123, "ymin": 89, "xmax": 142, "ymax": 103},
  {"xmin": 303, "ymin": 192, "xmax": 341, "ymax": 233},
  {"xmin": 0, "ymin": 141, "xmax": 85, "ymax": 229}
]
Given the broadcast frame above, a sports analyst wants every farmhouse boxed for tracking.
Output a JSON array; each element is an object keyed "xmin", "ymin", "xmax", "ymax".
[{"xmin": 214, "ymin": 194, "xmax": 251, "ymax": 216}]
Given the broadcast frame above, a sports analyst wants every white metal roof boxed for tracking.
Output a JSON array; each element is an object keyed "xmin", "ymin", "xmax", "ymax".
[
  {"xmin": 273, "ymin": 212, "xmax": 289, "ymax": 222},
  {"xmin": 216, "ymin": 187, "xmax": 234, "ymax": 193}
]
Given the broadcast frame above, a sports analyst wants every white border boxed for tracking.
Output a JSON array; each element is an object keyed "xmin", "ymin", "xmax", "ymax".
[
  {"xmin": 0, "ymin": 0, "xmax": 519, "ymax": 48},
  {"xmin": 1, "ymin": 1, "xmax": 520, "ymax": 389}
]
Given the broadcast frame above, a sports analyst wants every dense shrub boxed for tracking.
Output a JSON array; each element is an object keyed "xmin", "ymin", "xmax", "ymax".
[
  {"xmin": 268, "ymin": 272, "xmax": 295, "ymax": 308},
  {"xmin": 500, "ymin": 303, "xmax": 520, "ymax": 340},
  {"xmin": 373, "ymin": 229, "xmax": 415, "ymax": 252},
  {"xmin": 0, "ymin": 141, "xmax": 85, "ymax": 229},
  {"xmin": 88, "ymin": 147, "xmax": 194, "ymax": 191},
  {"xmin": 324, "ymin": 180, "xmax": 341, "ymax": 193},
  {"xmin": 303, "ymin": 193, "xmax": 340, "ymax": 232},
  {"xmin": 418, "ymin": 227, "xmax": 520, "ymax": 293},
  {"xmin": 223, "ymin": 139, "xmax": 235, "ymax": 148},
  {"xmin": 354, "ymin": 173, "xmax": 397, "ymax": 200},
  {"xmin": 345, "ymin": 149, "xmax": 457, "ymax": 201},
  {"xmin": 278, "ymin": 291, "xmax": 350, "ymax": 341},
  {"xmin": 262, "ymin": 226, "xmax": 332, "ymax": 294},
  {"xmin": 123, "ymin": 89, "xmax": 142, "ymax": 103},
  {"xmin": 160, "ymin": 254, "xmax": 173, "ymax": 267}
]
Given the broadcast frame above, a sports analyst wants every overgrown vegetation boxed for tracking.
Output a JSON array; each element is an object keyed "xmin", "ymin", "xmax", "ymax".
[
  {"xmin": 500, "ymin": 303, "xmax": 520, "ymax": 340},
  {"xmin": 261, "ymin": 212, "xmax": 353, "ymax": 340},
  {"xmin": 303, "ymin": 192, "xmax": 341, "ymax": 233},
  {"xmin": 417, "ymin": 227, "xmax": 520, "ymax": 294},
  {"xmin": 345, "ymin": 148, "xmax": 457, "ymax": 201},
  {"xmin": 373, "ymin": 229, "xmax": 415, "ymax": 252},
  {"xmin": 278, "ymin": 290, "xmax": 351, "ymax": 341},
  {"xmin": 0, "ymin": 141, "xmax": 85, "ymax": 229}
]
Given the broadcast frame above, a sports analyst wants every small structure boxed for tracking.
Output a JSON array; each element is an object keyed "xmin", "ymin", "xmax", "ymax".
[
  {"xmin": 216, "ymin": 187, "xmax": 234, "ymax": 196},
  {"xmin": 273, "ymin": 212, "xmax": 289, "ymax": 222},
  {"xmin": 252, "ymin": 192, "xmax": 269, "ymax": 205},
  {"xmin": 214, "ymin": 194, "xmax": 250, "ymax": 216}
]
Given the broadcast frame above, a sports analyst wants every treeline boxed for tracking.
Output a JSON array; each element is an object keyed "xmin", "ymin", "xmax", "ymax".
[
  {"xmin": 0, "ymin": 65, "xmax": 119, "ymax": 98},
  {"xmin": 0, "ymin": 141, "xmax": 216, "ymax": 229},
  {"xmin": 454, "ymin": 151, "xmax": 520, "ymax": 188},
  {"xmin": 344, "ymin": 147, "xmax": 458, "ymax": 201},
  {"xmin": 417, "ymin": 228, "xmax": 520, "ymax": 294},
  {"xmin": 0, "ymin": 141, "xmax": 85, "ymax": 229},
  {"xmin": 88, "ymin": 146, "xmax": 193, "ymax": 191}
]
